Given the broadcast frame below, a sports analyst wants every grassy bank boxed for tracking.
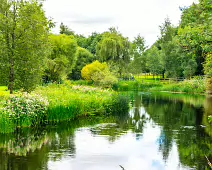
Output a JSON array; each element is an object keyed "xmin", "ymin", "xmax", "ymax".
[
  {"xmin": 116, "ymin": 77, "xmax": 206, "ymax": 94},
  {"xmin": 0, "ymin": 84, "xmax": 129, "ymax": 133},
  {"xmin": 34, "ymin": 84, "xmax": 129, "ymax": 122}
]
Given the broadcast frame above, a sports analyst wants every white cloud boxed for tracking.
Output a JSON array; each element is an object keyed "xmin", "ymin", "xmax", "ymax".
[{"xmin": 43, "ymin": 0, "xmax": 198, "ymax": 46}]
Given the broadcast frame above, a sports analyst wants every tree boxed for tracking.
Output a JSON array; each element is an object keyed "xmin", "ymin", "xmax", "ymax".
[
  {"xmin": 0, "ymin": 0, "xmax": 50, "ymax": 93},
  {"xmin": 59, "ymin": 22, "xmax": 75, "ymax": 36},
  {"xmin": 178, "ymin": 0, "xmax": 212, "ymax": 75},
  {"xmin": 145, "ymin": 46, "xmax": 163, "ymax": 77},
  {"xmin": 96, "ymin": 28, "xmax": 131, "ymax": 77},
  {"xmin": 86, "ymin": 32, "xmax": 103, "ymax": 55},
  {"xmin": 44, "ymin": 34, "xmax": 78, "ymax": 83},
  {"xmin": 156, "ymin": 18, "xmax": 183, "ymax": 78},
  {"xmin": 71, "ymin": 47, "xmax": 94, "ymax": 80},
  {"xmin": 182, "ymin": 58, "xmax": 197, "ymax": 79},
  {"xmin": 129, "ymin": 34, "xmax": 147, "ymax": 74}
]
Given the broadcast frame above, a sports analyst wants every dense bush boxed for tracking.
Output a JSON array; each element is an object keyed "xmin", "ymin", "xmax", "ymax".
[
  {"xmin": 3, "ymin": 93, "xmax": 49, "ymax": 127},
  {"xmin": 81, "ymin": 60, "xmax": 118, "ymax": 87}
]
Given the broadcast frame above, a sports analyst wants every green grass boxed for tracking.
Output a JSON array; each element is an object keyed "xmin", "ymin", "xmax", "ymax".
[
  {"xmin": 150, "ymin": 79, "xmax": 206, "ymax": 94},
  {"xmin": 115, "ymin": 80, "xmax": 162, "ymax": 91},
  {"xmin": 34, "ymin": 84, "xmax": 129, "ymax": 122},
  {"xmin": 0, "ymin": 84, "xmax": 129, "ymax": 133},
  {"xmin": 115, "ymin": 77, "xmax": 206, "ymax": 95}
]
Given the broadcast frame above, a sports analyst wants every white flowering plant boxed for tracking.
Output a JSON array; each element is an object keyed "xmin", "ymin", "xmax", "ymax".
[{"xmin": 3, "ymin": 93, "xmax": 49, "ymax": 127}]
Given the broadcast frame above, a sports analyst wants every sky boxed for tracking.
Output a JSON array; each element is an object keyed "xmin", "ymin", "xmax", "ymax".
[{"xmin": 43, "ymin": 0, "xmax": 198, "ymax": 47}]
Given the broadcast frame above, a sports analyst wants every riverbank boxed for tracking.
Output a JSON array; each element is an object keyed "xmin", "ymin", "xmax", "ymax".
[
  {"xmin": 0, "ymin": 84, "xmax": 129, "ymax": 133},
  {"xmin": 116, "ymin": 77, "xmax": 206, "ymax": 94}
]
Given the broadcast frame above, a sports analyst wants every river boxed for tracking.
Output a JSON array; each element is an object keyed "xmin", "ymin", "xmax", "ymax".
[{"xmin": 0, "ymin": 92, "xmax": 211, "ymax": 170}]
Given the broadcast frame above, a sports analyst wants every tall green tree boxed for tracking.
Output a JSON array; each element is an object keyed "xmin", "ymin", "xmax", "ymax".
[
  {"xmin": 59, "ymin": 22, "xmax": 75, "ymax": 36},
  {"xmin": 71, "ymin": 47, "xmax": 94, "ymax": 80},
  {"xmin": 96, "ymin": 27, "xmax": 131, "ymax": 76},
  {"xmin": 157, "ymin": 18, "xmax": 183, "ymax": 78},
  {"xmin": 44, "ymin": 34, "xmax": 78, "ymax": 83},
  {"xmin": 129, "ymin": 34, "xmax": 147, "ymax": 74},
  {"xmin": 0, "ymin": 0, "xmax": 50, "ymax": 93},
  {"xmin": 178, "ymin": 0, "xmax": 212, "ymax": 75},
  {"xmin": 145, "ymin": 46, "xmax": 163, "ymax": 77}
]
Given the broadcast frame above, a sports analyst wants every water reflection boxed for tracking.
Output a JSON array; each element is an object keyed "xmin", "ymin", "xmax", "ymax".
[{"xmin": 0, "ymin": 92, "xmax": 211, "ymax": 170}]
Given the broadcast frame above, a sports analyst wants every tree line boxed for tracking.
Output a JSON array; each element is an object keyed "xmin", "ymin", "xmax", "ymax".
[{"xmin": 0, "ymin": 0, "xmax": 211, "ymax": 94}]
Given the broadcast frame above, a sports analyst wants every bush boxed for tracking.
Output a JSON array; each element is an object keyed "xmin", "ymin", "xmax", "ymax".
[
  {"xmin": 82, "ymin": 60, "xmax": 118, "ymax": 88},
  {"xmin": 3, "ymin": 93, "xmax": 49, "ymax": 127},
  {"xmin": 206, "ymin": 78, "xmax": 212, "ymax": 94},
  {"xmin": 91, "ymin": 71, "xmax": 118, "ymax": 88},
  {"xmin": 208, "ymin": 115, "xmax": 212, "ymax": 123}
]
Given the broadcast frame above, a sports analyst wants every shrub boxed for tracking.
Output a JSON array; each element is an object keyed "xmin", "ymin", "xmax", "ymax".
[
  {"xmin": 206, "ymin": 78, "xmax": 212, "ymax": 94},
  {"xmin": 91, "ymin": 71, "xmax": 118, "ymax": 88},
  {"xmin": 82, "ymin": 60, "xmax": 118, "ymax": 88},
  {"xmin": 3, "ymin": 93, "xmax": 49, "ymax": 127},
  {"xmin": 81, "ymin": 60, "xmax": 108, "ymax": 81},
  {"xmin": 209, "ymin": 115, "xmax": 212, "ymax": 123}
]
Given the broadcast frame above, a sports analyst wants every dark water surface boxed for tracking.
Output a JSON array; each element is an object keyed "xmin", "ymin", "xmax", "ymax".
[{"xmin": 0, "ymin": 92, "xmax": 211, "ymax": 170}]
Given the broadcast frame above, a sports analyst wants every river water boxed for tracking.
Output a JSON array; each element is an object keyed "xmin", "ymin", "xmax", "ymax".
[{"xmin": 0, "ymin": 92, "xmax": 211, "ymax": 170}]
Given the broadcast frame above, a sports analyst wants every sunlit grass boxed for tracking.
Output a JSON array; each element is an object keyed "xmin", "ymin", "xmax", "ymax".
[
  {"xmin": 150, "ymin": 78, "xmax": 206, "ymax": 94},
  {"xmin": 34, "ymin": 84, "xmax": 129, "ymax": 122}
]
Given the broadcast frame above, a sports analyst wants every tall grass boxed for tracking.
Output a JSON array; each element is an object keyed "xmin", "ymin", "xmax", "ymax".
[
  {"xmin": 0, "ymin": 84, "xmax": 129, "ymax": 133},
  {"xmin": 34, "ymin": 84, "xmax": 129, "ymax": 122}
]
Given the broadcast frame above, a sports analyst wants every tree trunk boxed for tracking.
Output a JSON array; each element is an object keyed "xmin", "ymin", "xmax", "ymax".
[{"xmin": 8, "ymin": 4, "xmax": 17, "ymax": 94}]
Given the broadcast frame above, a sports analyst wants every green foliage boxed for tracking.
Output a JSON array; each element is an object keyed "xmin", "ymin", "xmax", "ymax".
[
  {"xmin": 129, "ymin": 35, "xmax": 147, "ymax": 74},
  {"xmin": 146, "ymin": 46, "xmax": 164, "ymax": 76},
  {"xmin": 81, "ymin": 60, "xmax": 118, "ymax": 87},
  {"xmin": 0, "ymin": 0, "xmax": 50, "ymax": 93},
  {"xmin": 183, "ymin": 59, "xmax": 197, "ymax": 78},
  {"xmin": 91, "ymin": 70, "xmax": 118, "ymax": 88},
  {"xmin": 3, "ymin": 93, "xmax": 49, "ymax": 127},
  {"xmin": 178, "ymin": 0, "xmax": 212, "ymax": 75},
  {"xmin": 116, "ymin": 80, "xmax": 162, "ymax": 91},
  {"xmin": 44, "ymin": 34, "xmax": 78, "ymax": 83},
  {"xmin": 151, "ymin": 77, "xmax": 206, "ymax": 94},
  {"xmin": 85, "ymin": 32, "xmax": 103, "ymax": 54},
  {"xmin": 71, "ymin": 47, "xmax": 94, "ymax": 80},
  {"xmin": 208, "ymin": 115, "xmax": 212, "ymax": 123},
  {"xmin": 34, "ymin": 84, "xmax": 129, "ymax": 122},
  {"xmin": 0, "ymin": 113, "xmax": 15, "ymax": 133},
  {"xmin": 96, "ymin": 28, "xmax": 131, "ymax": 76},
  {"xmin": 59, "ymin": 22, "xmax": 75, "ymax": 36}
]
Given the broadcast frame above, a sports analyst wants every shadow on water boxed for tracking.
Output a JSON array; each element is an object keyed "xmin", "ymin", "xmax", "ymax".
[{"xmin": 0, "ymin": 92, "xmax": 211, "ymax": 170}]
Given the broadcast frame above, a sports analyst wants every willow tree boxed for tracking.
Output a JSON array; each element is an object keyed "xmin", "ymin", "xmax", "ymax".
[
  {"xmin": 0, "ymin": 0, "xmax": 50, "ymax": 93},
  {"xmin": 96, "ymin": 28, "xmax": 131, "ymax": 77}
]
